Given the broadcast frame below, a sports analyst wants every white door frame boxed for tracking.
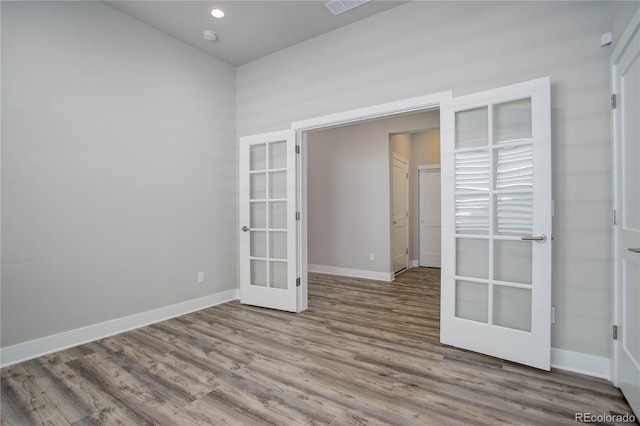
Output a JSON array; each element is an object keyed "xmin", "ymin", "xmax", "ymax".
[
  {"xmin": 292, "ymin": 92, "xmax": 452, "ymax": 302},
  {"xmin": 611, "ymin": 7, "xmax": 640, "ymax": 390},
  {"xmin": 391, "ymin": 153, "xmax": 410, "ymax": 274}
]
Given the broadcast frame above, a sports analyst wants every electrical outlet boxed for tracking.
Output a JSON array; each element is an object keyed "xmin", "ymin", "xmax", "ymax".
[
  {"xmin": 369, "ymin": 253, "xmax": 375, "ymax": 261},
  {"xmin": 198, "ymin": 272, "xmax": 205, "ymax": 284}
]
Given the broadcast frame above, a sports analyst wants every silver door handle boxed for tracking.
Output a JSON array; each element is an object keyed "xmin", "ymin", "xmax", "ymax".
[
  {"xmin": 521, "ymin": 234, "xmax": 547, "ymax": 243},
  {"xmin": 241, "ymin": 226, "xmax": 250, "ymax": 232},
  {"xmin": 629, "ymin": 248, "xmax": 640, "ymax": 253}
]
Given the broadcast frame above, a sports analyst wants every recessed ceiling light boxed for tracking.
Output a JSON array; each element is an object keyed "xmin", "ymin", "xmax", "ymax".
[{"xmin": 209, "ymin": 8, "xmax": 225, "ymax": 18}]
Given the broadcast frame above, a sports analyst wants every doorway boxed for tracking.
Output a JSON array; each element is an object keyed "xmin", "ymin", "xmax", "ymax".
[
  {"xmin": 419, "ymin": 166, "xmax": 441, "ymax": 268},
  {"xmin": 305, "ymin": 110, "xmax": 440, "ymax": 282}
]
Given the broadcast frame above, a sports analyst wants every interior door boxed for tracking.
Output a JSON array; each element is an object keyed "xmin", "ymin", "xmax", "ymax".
[
  {"xmin": 440, "ymin": 77, "xmax": 552, "ymax": 370},
  {"xmin": 419, "ymin": 167, "xmax": 441, "ymax": 268},
  {"xmin": 392, "ymin": 154, "xmax": 409, "ymax": 274},
  {"xmin": 612, "ymin": 24, "xmax": 640, "ymax": 417},
  {"xmin": 239, "ymin": 130, "xmax": 298, "ymax": 312}
]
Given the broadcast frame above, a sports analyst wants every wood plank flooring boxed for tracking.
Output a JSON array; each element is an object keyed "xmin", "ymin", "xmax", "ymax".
[{"xmin": 1, "ymin": 268, "xmax": 636, "ymax": 425}]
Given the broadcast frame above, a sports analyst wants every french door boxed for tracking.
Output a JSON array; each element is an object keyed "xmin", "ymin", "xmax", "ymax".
[
  {"xmin": 440, "ymin": 77, "xmax": 553, "ymax": 370},
  {"xmin": 239, "ymin": 130, "xmax": 299, "ymax": 312},
  {"xmin": 612, "ymin": 21, "xmax": 640, "ymax": 417}
]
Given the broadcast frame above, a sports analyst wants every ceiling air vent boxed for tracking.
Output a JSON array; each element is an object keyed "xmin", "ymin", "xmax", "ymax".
[{"xmin": 325, "ymin": 0, "xmax": 371, "ymax": 16}]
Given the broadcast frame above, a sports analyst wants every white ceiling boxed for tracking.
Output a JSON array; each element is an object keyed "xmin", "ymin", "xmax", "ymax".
[{"xmin": 104, "ymin": 1, "xmax": 406, "ymax": 67}]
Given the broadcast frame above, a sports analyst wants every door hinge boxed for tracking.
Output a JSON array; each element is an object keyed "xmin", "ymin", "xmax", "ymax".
[
  {"xmin": 613, "ymin": 209, "xmax": 617, "ymax": 225},
  {"xmin": 406, "ymin": 248, "xmax": 409, "ymax": 255},
  {"xmin": 611, "ymin": 94, "xmax": 617, "ymax": 109},
  {"xmin": 296, "ymin": 211, "xmax": 300, "ymax": 220},
  {"xmin": 296, "ymin": 277, "xmax": 301, "ymax": 287},
  {"xmin": 613, "ymin": 325, "xmax": 618, "ymax": 340},
  {"xmin": 295, "ymin": 145, "xmax": 300, "ymax": 154},
  {"xmin": 406, "ymin": 172, "xmax": 409, "ymax": 179}
]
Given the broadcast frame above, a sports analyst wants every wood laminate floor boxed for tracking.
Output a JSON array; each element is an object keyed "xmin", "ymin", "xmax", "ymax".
[{"xmin": 1, "ymin": 268, "xmax": 636, "ymax": 425}]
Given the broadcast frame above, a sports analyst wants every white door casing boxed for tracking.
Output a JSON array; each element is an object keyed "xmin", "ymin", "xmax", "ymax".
[
  {"xmin": 392, "ymin": 154, "xmax": 409, "ymax": 274},
  {"xmin": 239, "ymin": 130, "xmax": 299, "ymax": 312},
  {"xmin": 440, "ymin": 77, "xmax": 553, "ymax": 370},
  {"xmin": 612, "ymin": 15, "xmax": 640, "ymax": 418},
  {"xmin": 419, "ymin": 167, "xmax": 441, "ymax": 268}
]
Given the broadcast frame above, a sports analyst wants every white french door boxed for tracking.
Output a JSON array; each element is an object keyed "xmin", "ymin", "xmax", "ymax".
[
  {"xmin": 612, "ymin": 20, "xmax": 640, "ymax": 417},
  {"xmin": 239, "ymin": 130, "xmax": 299, "ymax": 312},
  {"xmin": 440, "ymin": 77, "xmax": 553, "ymax": 370}
]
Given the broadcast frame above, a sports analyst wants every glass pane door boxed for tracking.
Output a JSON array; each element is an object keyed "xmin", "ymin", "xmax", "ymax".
[
  {"xmin": 440, "ymin": 77, "xmax": 552, "ymax": 370},
  {"xmin": 239, "ymin": 130, "xmax": 298, "ymax": 312}
]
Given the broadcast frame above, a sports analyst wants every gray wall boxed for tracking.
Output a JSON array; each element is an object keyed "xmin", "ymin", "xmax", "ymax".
[
  {"xmin": 1, "ymin": 1, "xmax": 236, "ymax": 347},
  {"xmin": 307, "ymin": 112, "xmax": 438, "ymax": 273},
  {"xmin": 236, "ymin": 1, "xmax": 617, "ymax": 358}
]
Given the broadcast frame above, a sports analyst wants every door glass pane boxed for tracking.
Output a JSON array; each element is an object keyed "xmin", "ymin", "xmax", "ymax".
[
  {"xmin": 456, "ymin": 194, "xmax": 489, "ymax": 234},
  {"xmin": 250, "ymin": 231, "xmax": 266, "ymax": 258},
  {"xmin": 496, "ymin": 193, "xmax": 532, "ymax": 236},
  {"xmin": 494, "ymin": 98, "xmax": 532, "ymax": 144},
  {"xmin": 269, "ymin": 141, "xmax": 287, "ymax": 169},
  {"xmin": 270, "ymin": 261, "xmax": 287, "ymax": 289},
  {"xmin": 455, "ymin": 150, "xmax": 489, "ymax": 191},
  {"xmin": 495, "ymin": 145, "xmax": 533, "ymax": 190},
  {"xmin": 456, "ymin": 280, "xmax": 488, "ymax": 323},
  {"xmin": 269, "ymin": 201, "xmax": 287, "ymax": 229},
  {"xmin": 250, "ymin": 144, "xmax": 267, "ymax": 171},
  {"xmin": 250, "ymin": 260, "xmax": 267, "ymax": 287},
  {"xmin": 494, "ymin": 240, "xmax": 532, "ymax": 284},
  {"xmin": 493, "ymin": 286, "xmax": 532, "ymax": 331},
  {"xmin": 456, "ymin": 238, "xmax": 488, "ymax": 279},
  {"xmin": 269, "ymin": 171, "xmax": 287, "ymax": 199},
  {"xmin": 250, "ymin": 202, "xmax": 266, "ymax": 229},
  {"xmin": 269, "ymin": 231, "xmax": 287, "ymax": 259},
  {"xmin": 250, "ymin": 173, "xmax": 266, "ymax": 200},
  {"xmin": 456, "ymin": 107, "xmax": 488, "ymax": 149}
]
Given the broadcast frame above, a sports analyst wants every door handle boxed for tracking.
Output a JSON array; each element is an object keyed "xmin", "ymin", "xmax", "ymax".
[
  {"xmin": 241, "ymin": 226, "xmax": 250, "ymax": 232},
  {"xmin": 521, "ymin": 234, "xmax": 547, "ymax": 243},
  {"xmin": 629, "ymin": 248, "xmax": 640, "ymax": 254}
]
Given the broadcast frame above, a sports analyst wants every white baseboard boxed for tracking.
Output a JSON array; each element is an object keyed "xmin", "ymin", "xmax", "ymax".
[
  {"xmin": 308, "ymin": 264, "xmax": 393, "ymax": 282},
  {"xmin": 410, "ymin": 260, "xmax": 419, "ymax": 268},
  {"xmin": 551, "ymin": 348, "xmax": 611, "ymax": 380},
  {"xmin": 0, "ymin": 288, "xmax": 239, "ymax": 368}
]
